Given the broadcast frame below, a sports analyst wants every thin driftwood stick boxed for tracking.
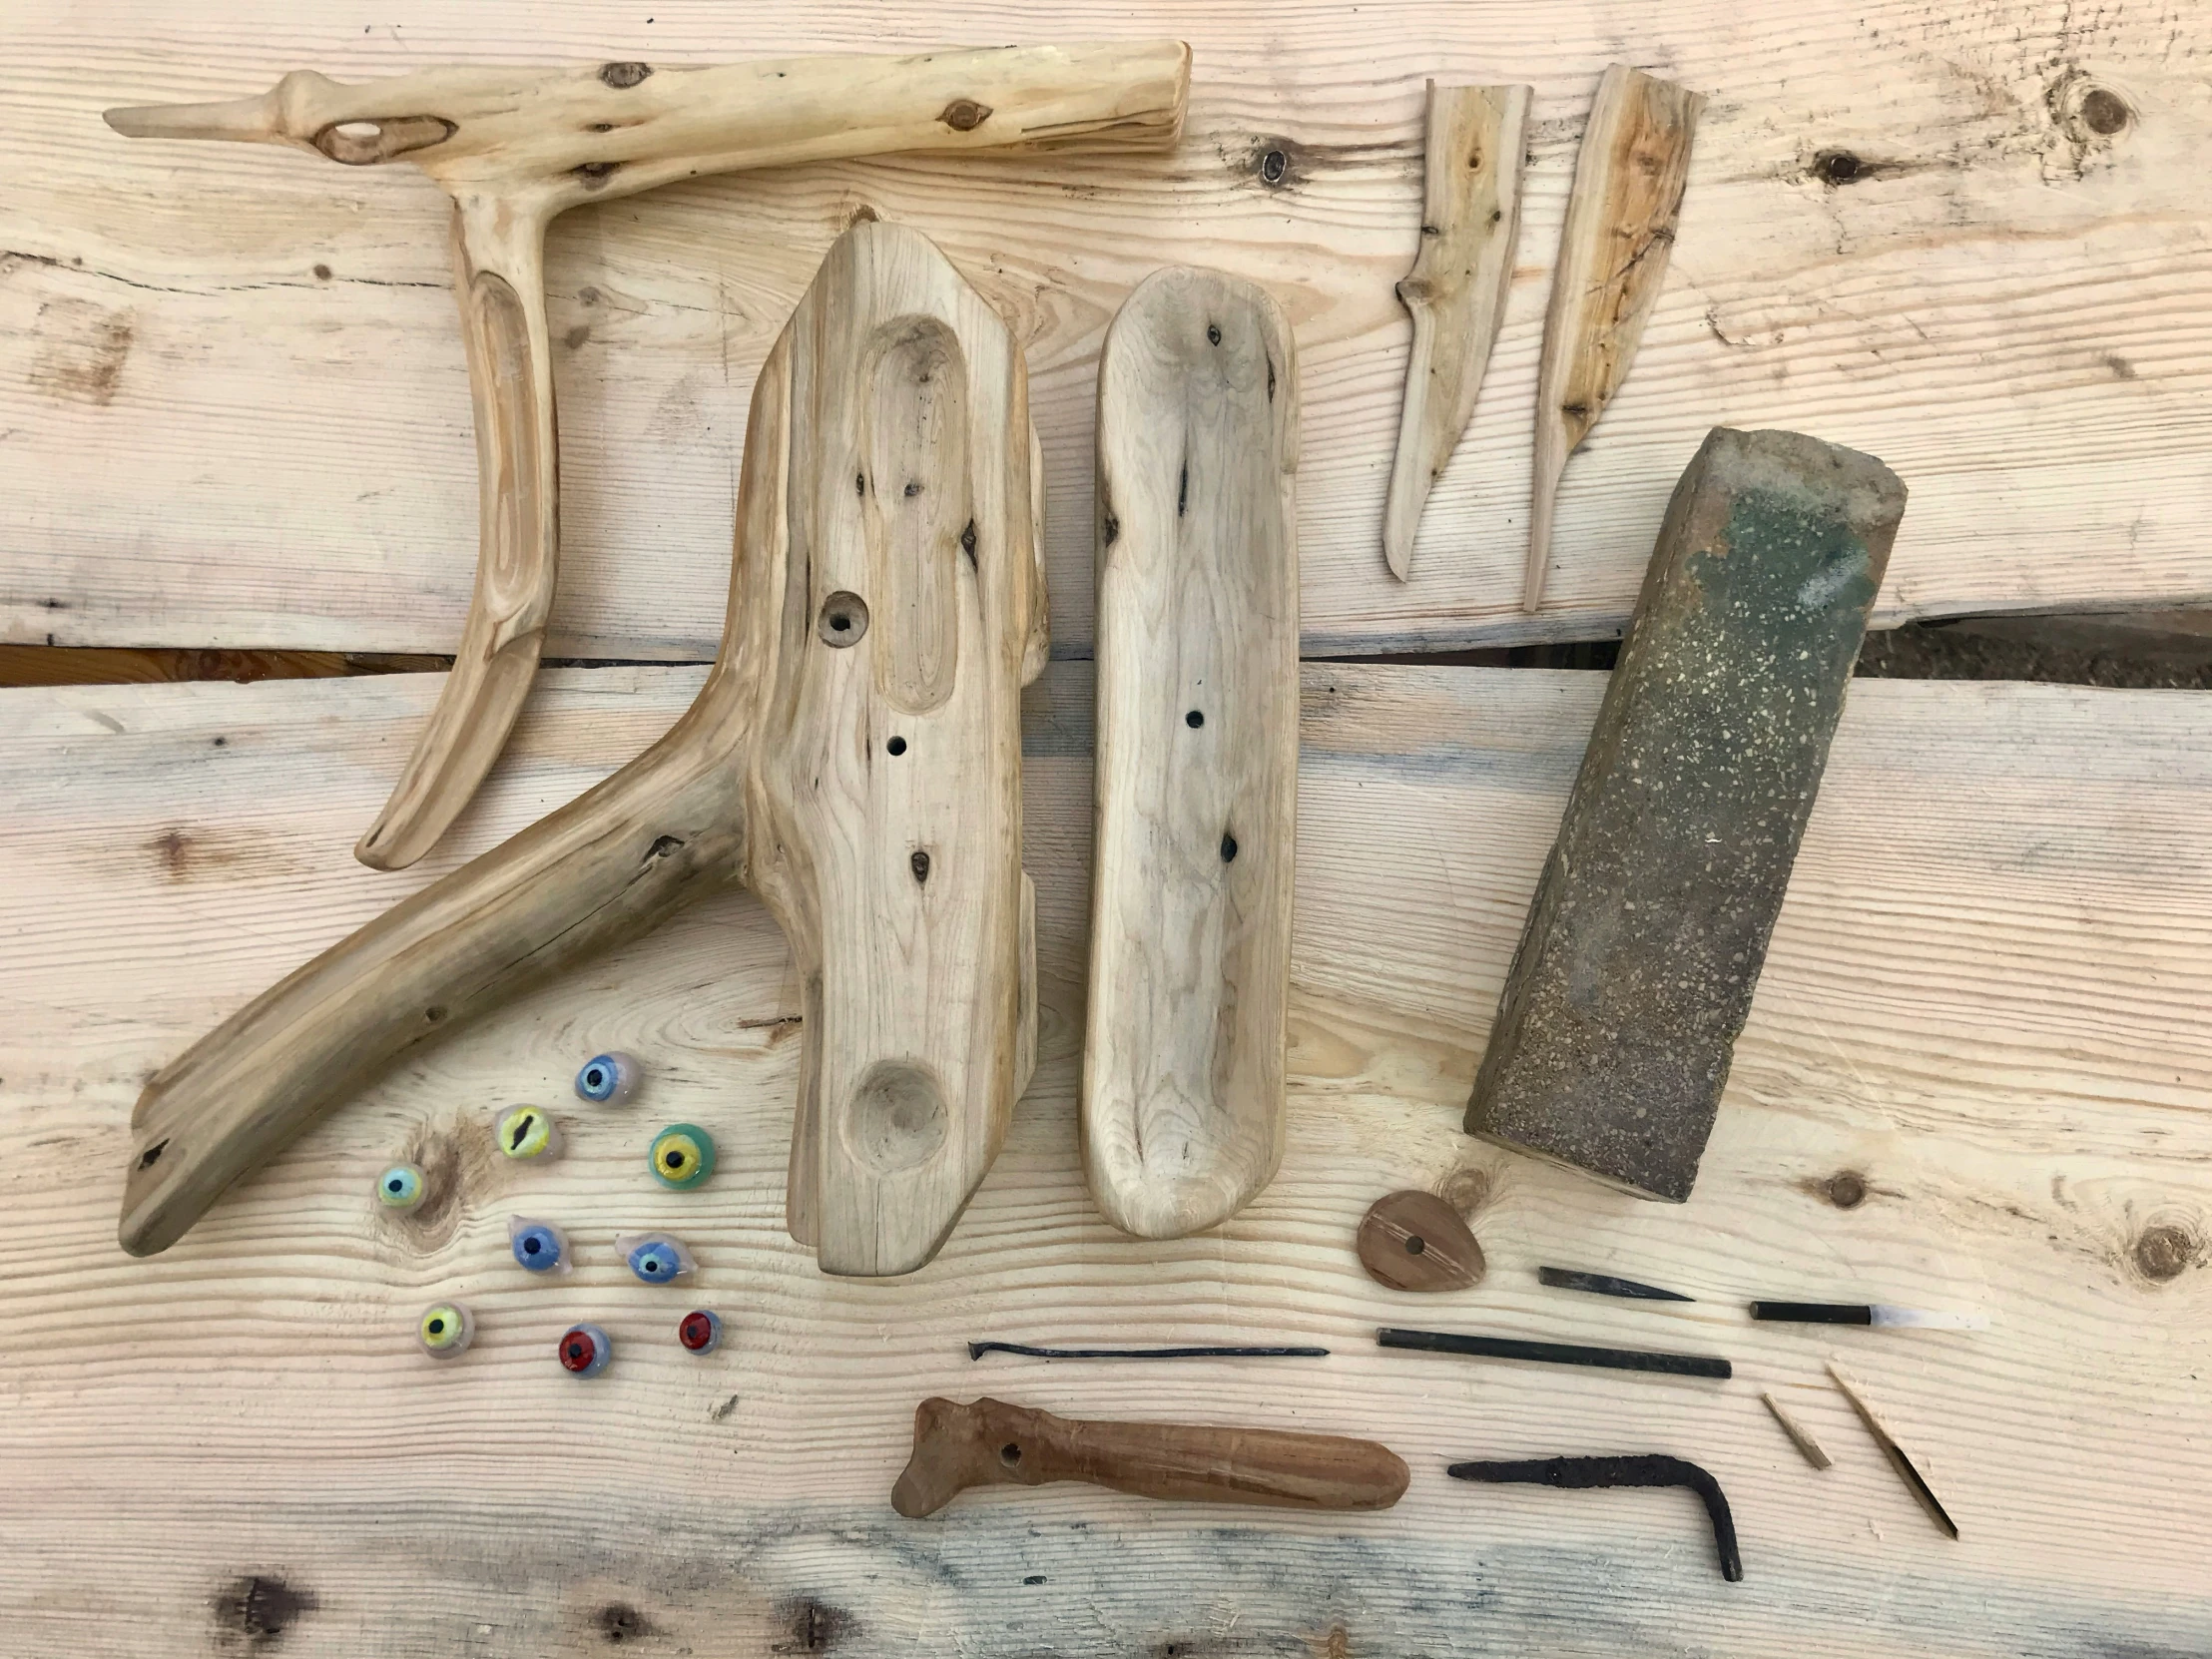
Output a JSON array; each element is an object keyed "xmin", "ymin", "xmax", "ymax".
[
  {"xmin": 122, "ymin": 221, "xmax": 1041, "ymax": 1277},
  {"xmin": 1084, "ymin": 267, "xmax": 1299, "ymax": 1239},
  {"xmin": 1761, "ymin": 1390, "xmax": 1835, "ymax": 1470},
  {"xmin": 1382, "ymin": 81, "xmax": 1530, "ymax": 581},
  {"xmin": 1524, "ymin": 64, "xmax": 1703, "ymax": 612},
  {"xmin": 891, "ymin": 1397, "xmax": 1409, "ymax": 1517},
  {"xmin": 107, "ymin": 42, "xmax": 1189, "ymax": 870}
]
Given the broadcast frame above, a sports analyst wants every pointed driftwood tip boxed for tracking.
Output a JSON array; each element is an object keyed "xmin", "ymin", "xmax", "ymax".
[{"xmin": 103, "ymin": 105, "xmax": 160, "ymax": 137}]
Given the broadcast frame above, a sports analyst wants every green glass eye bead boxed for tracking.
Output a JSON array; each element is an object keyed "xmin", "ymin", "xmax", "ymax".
[
  {"xmin": 649, "ymin": 1123, "xmax": 715, "ymax": 1190},
  {"xmin": 417, "ymin": 1302, "xmax": 473, "ymax": 1359},
  {"xmin": 376, "ymin": 1162, "xmax": 424, "ymax": 1210},
  {"xmin": 496, "ymin": 1106, "xmax": 561, "ymax": 1161}
]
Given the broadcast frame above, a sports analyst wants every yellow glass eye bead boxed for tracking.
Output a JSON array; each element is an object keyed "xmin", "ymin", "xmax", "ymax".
[
  {"xmin": 649, "ymin": 1123, "xmax": 715, "ymax": 1190},
  {"xmin": 496, "ymin": 1106, "xmax": 561, "ymax": 1161},
  {"xmin": 417, "ymin": 1302, "xmax": 474, "ymax": 1358}
]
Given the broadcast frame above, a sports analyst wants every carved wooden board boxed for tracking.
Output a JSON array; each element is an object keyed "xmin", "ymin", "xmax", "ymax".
[
  {"xmin": 1085, "ymin": 267, "xmax": 1298, "ymax": 1238},
  {"xmin": 1, "ymin": 663, "xmax": 2207, "ymax": 1654},
  {"xmin": 6, "ymin": 0, "xmax": 2210, "ymax": 661}
]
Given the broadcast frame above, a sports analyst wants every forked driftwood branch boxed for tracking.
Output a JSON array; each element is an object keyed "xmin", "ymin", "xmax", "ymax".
[
  {"xmin": 1524, "ymin": 64, "xmax": 1703, "ymax": 612},
  {"xmin": 1382, "ymin": 81, "xmax": 1530, "ymax": 582},
  {"xmin": 1084, "ymin": 267, "xmax": 1299, "ymax": 1239},
  {"xmin": 122, "ymin": 220, "xmax": 1044, "ymax": 1278},
  {"xmin": 105, "ymin": 42, "xmax": 1189, "ymax": 869}
]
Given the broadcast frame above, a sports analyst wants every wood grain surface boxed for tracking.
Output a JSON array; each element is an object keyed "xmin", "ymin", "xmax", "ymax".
[
  {"xmin": 1, "ymin": 662, "xmax": 2206, "ymax": 1653},
  {"xmin": 5, "ymin": 1, "xmax": 2208, "ymax": 665}
]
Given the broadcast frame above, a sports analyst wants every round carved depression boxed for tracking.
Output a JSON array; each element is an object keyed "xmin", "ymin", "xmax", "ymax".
[
  {"xmin": 819, "ymin": 590, "xmax": 870, "ymax": 647},
  {"xmin": 841, "ymin": 1061, "xmax": 948, "ymax": 1174}
]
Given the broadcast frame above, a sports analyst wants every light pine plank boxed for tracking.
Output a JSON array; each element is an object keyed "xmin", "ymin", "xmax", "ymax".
[
  {"xmin": 0, "ymin": 663, "xmax": 2207, "ymax": 1653},
  {"xmin": 3, "ymin": 1, "xmax": 2209, "ymax": 663}
]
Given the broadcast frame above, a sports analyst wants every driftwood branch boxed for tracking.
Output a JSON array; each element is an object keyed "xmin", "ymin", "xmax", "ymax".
[
  {"xmin": 106, "ymin": 42, "xmax": 1189, "ymax": 868},
  {"xmin": 122, "ymin": 221, "xmax": 1040, "ymax": 1278},
  {"xmin": 1524, "ymin": 64, "xmax": 1703, "ymax": 612},
  {"xmin": 1382, "ymin": 82, "xmax": 1530, "ymax": 581}
]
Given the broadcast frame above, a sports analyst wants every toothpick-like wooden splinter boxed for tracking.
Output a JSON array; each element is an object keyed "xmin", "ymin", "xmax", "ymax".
[
  {"xmin": 106, "ymin": 43, "xmax": 1189, "ymax": 870},
  {"xmin": 1524, "ymin": 64, "xmax": 1704, "ymax": 613},
  {"xmin": 1382, "ymin": 81, "xmax": 1530, "ymax": 581},
  {"xmin": 1828, "ymin": 1360, "xmax": 1959, "ymax": 1537}
]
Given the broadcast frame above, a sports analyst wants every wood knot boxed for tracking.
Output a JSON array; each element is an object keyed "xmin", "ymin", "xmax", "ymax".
[
  {"xmin": 598, "ymin": 1600, "xmax": 655, "ymax": 1641},
  {"xmin": 2078, "ymin": 88, "xmax": 2130, "ymax": 134},
  {"xmin": 2134, "ymin": 1224, "xmax": 2196, "ymax": 1282},
  {"xmin": 599, "ymin": 62, "xmax": 653, "ymax": 89},
  {"xmin": 938, "ymin": 99, "xmax": 992, "ymax": 132}
]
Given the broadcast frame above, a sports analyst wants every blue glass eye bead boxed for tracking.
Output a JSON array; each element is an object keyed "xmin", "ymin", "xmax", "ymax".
[
  {"xmin": 376, "ymin": 1162, "xmax": 424, "ymax": 1210},
  {"xmin": 575, "ymin": 1051, "xmax": 642, "ymax": 1104},
  {"xmin": 507, "ymin": 1216, "xmax": 570, "ymax": 1275},
  {"xmin": 619, "ymin": 1232, "xmax": 696, "ymax": 1284},
  {"xmin": 495, "ymin": 1106, "xmax": 561, "ymax": 1161},
  {"xmin": 417, "ymin": 1302, "xmax": 473, "ymax": 1359},
  {"xmin": 678, "ymin": 1310, "xmax": 723, "ymax": 1355},
  {"xmin": 649, "ymin": 1123, "xmax": 715, "ymax": 1190},
  {"xmin": 558, "ymin": 1323, "xmax": 611, "ymax": 1378}
]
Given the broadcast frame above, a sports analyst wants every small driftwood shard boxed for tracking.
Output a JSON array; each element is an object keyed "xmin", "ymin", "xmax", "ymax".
[
  {"xmin": 1447, "ymin": 1455, "xmax": 1744, "ymax": 1582},
  {"xmin": 1357, "ymin": 1190, "xmax": 1485, "ymax": 1292},
  {"xmin": 1468, "ymin": 427, "xmax": 1907, "ymax": 1203},
  {"xmin": 891, "ymin": 1397, "xmax": 1407, "ymax": 1517},
  {"xmin": 1828, "ymin": 1360, "xmax": 1959, "ymax": 1538},
  {"xmin": 1383, "ymin": 82, "xmax": 1531, "ymax": 581},
  {"xmin": 1084, "ymin": 268, "xmax": 1299, "ymax": 1240},
  {"xmin": 1524, "ymin": 65, "xmax": 1704, "ymax": 612},
  {"xmin": 1761, "ymin": 1391, "xmax": 1834, "ymax": 1470},
  {"xmin": 106, "ymin": 42, "xmax": 1189, "ymax": 869},
  {"xmin": 120, "ymin": 221, "xmax": 1041, "ymax": 1276}
]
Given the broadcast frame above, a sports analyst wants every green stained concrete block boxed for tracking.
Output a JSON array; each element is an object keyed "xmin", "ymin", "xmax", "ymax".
[{"xmin": 1466, "ymin": 427, "xmax": 1908, "ymax": 1202}]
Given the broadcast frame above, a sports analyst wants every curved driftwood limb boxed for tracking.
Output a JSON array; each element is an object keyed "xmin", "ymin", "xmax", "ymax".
[
  {"xmin": 1084, "ymin": 267, "xmax": 1299, "ymax": 1240},
  {"xmin": 1524, "ymin": 65, "xmax": 1703, "ymax": 613},
  {"xmin": 1382, "ymin": 82, "xmax": 1530, "ymax": 582},
  {"xmin": 122, "ymin": 220, "xmax": 1041, "ymax": 1275},
  {"xmin": 106, "ymin": 42, "xmax": 1189, "ymax": 869},
  {"xmin": 892, "ymin": 1397, "xmax": 1409, "ymax": 1517}
]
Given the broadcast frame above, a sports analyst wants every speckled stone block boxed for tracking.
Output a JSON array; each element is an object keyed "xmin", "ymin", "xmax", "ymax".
[{"xmin": 1466, "ymin": 426, "xmax": 1908, "ymax": 1202}]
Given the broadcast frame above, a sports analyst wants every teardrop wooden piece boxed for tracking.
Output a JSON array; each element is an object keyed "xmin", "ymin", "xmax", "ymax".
[{"xmin": 1357, "ymin": 1190, "xmax": 1485, "ymax": 1292}]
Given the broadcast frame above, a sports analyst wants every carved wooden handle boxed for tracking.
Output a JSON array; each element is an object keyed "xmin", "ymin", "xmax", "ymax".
[{"xmin": 891, "ymin": 1397, "xmax": 1410, "ymax": 1518}]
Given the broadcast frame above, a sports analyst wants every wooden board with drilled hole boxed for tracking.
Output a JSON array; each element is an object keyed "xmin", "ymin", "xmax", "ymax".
[
  {"xmin": 0, "ymin": 663, "xmax": 2206, "ymax": 1654},
  {"xmin": 4, "ymin": 1, "xmax": 2211, "ymax": 663}
]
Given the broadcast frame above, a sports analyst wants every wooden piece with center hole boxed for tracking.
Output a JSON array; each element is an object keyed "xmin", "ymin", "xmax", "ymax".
[
  {"xmin": 1083, "ymin": 267, "xmax": 1299, "ymax": 1239},
  {"xmin": 1356, "ymin": 1190, "xmax": 1485, "ymax": 1292},
  {"xmin": 891, "ymin": 1397, "xmax": 1408, "ymax": 1517},
  {"xmin": 104, "ymin": 42, "xmax": 1189, "ymax": 870},
  {"xmin": 117, "ymin": 220, "xmax": 1041, "ymax": 1274},
  {"xmin": 1382, "ymin": 82, "xmax": 1531, "ymax": 581},
  {"xmin": 1524, "ymin": 65, "xmax": 1704, "ymax": 613}
]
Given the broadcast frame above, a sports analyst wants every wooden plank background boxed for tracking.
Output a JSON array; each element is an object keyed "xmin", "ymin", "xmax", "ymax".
[
  {"xmin": 5, "ymin": 0, "xmax": 2210, "ymax": 662},
  {"xmin": 1, "ymin": 663, "xmax": 2206, "ymax": 1654}
]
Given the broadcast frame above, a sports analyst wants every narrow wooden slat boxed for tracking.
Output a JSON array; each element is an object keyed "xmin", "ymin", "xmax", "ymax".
[{"xmin": 0, "ymin": 662, "xmax": 2206, "ymax": 1652}]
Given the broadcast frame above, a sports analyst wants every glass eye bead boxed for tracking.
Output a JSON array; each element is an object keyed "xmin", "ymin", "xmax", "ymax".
[
  {"xmin": 619, "ymin": 1232, "xmax": 697, "ymax": 1284},
  {"xmin": 678, "ymin": 1310, "xmax": 723, "ymax": 1355},
  {"xmin": 508, "ymin": 1216, "xmax": 570, "ymax": 1275},
  {"xmin": 496, "ymin": 1106, "xmax": 561, "ymax": 1161},
  {"xmin": 558, "ymin": 1323, "xmax": 611, "ymax": 1378},
  {"xmin": 376, "ymin": 1162, "xmax": 424, "ymax": 1210},
  {"xmin": 649, "ymin": 1123, "xmax": 715, "ymax": 1190},
  {"xmin": 417, "ymin": 1302, "xmax": 473, "ymax": 1359},
  {"xmin": 575, "ymin": 1051, "xmax": 642, "ymax": 1104}
]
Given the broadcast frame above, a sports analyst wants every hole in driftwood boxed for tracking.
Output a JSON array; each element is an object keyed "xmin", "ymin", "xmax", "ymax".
[
  {"xmin": 886, "ymin": 736, "xmax": 907, "ymax": 757},
  {"xmin": 1186, "ymin": 710, "xmax": 1204, "ymax": 729},
  {"xmin": 818, "ymin": 591, "xmax": 869, "ymax": 648},
  {"xmin": 1405, "ymin": 1236, "xmax": 1426, "ymax": 1255},
  {"xmin": 138, "ymin": 1140, "xmax": 167, "ymax": 1170},
  {"xmin": 1000, "ymin": 1442, "xmax": 1022, "ymax": 1465}
]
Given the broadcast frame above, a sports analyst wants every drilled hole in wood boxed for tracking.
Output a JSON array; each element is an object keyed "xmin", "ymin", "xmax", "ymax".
[
  {"xmin": 886, "ymin": 737, "xmax": 907, "ymax": 757},
  {"xmin": 1259, "ymin": 148, "xmax": 1288, "ymax": 186},
  {"xmin": 1186, "ymin": 710, "xmax": 1205, "ymax": 729},
  {"xmin": 1404, "ymin": 1235, "xmax": 1426, "ymax": 1254},
  {"xmin": 818, "ymin": 591, "xmax": 869, "ymax": 647},
  {"xmin": 1000, "ymin": 1442, "xmax": 1022, "ymax": 1465}
]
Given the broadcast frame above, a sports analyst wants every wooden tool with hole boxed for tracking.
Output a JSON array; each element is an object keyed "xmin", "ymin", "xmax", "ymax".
[
  {"xmin": 105, "ymin": 42, "xmax": 1188, "ymax": 871},
  {"xmin": 121, "ymin": 219, "xmax": 1043, "ymax": 1276},
  {"xmin": 891, "ymin": 1397, "xmax": 1410, "ymax": 1517}
]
